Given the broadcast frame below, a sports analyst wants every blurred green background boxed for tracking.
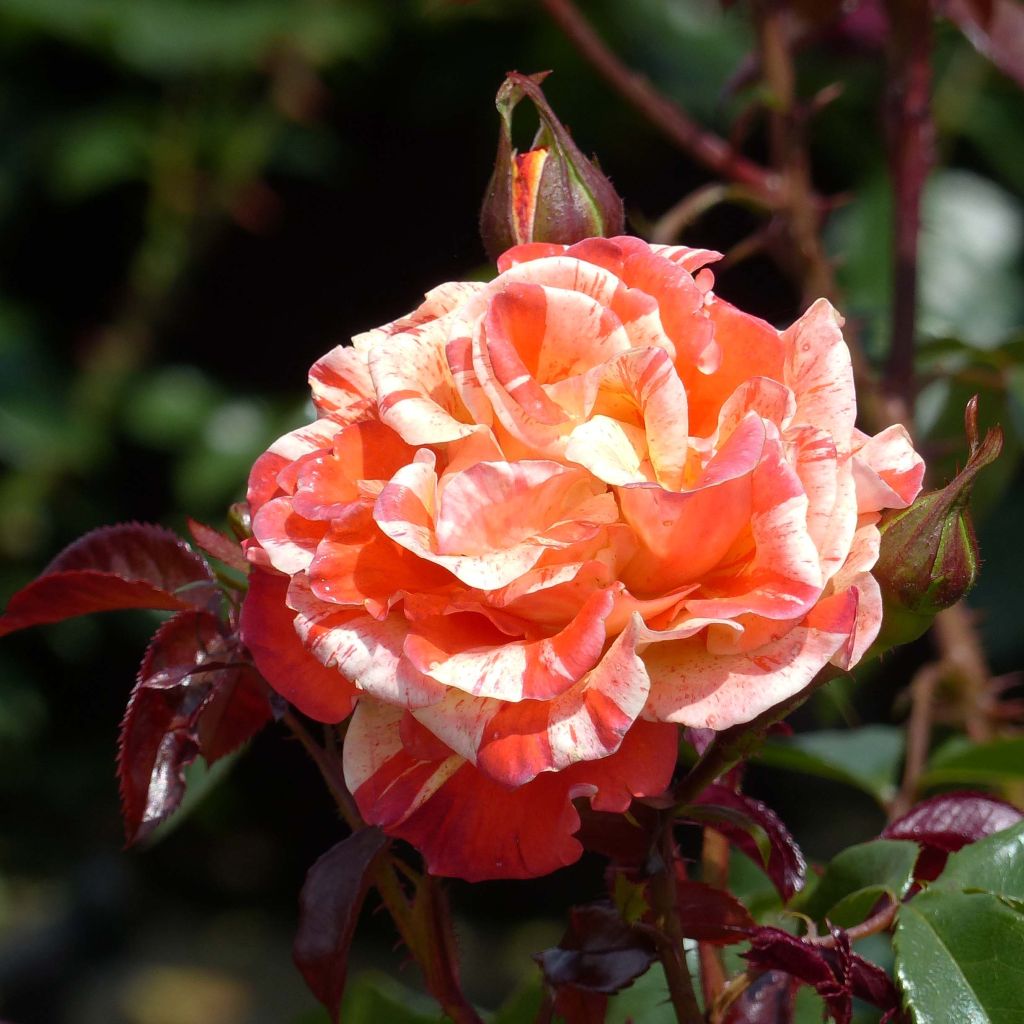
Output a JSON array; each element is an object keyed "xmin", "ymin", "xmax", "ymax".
[{"xmin": 1, "ymin": 1, "xmax": 1022, "ymax": 1021}]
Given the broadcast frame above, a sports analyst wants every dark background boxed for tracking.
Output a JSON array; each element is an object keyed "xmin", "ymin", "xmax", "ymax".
[{"xmin": 1, "ymin": 1, "xmax": 1022, "ymax": 1021}]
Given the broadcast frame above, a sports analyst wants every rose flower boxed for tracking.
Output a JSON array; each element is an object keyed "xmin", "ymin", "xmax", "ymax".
[{"xmin": 240, "ymin": 236, "xmax": 924, "ymax": 881}]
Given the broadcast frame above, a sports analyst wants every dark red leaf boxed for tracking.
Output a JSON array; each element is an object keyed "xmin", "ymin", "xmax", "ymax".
[
  {"xmin": 187, "ymin": 518, "xmax": 250, "ymax": 574},
  {"xmin": 674, "ymin": 872, "xmax": 755, "ymax": 944},
  {"xmin": 882, "ymin": 791, "xmax": 1023, "ymax": 880},
  {"xmin": 576, "ymin": 803, "xmax": 657, "ymax": 866},
  {"xmin": 941, "ymin": 0, "xmax": 1024, "ymax": 88},
  {"xmin": 195, "ymin": 660, "xmax": 276, "ymax": 762},
  {"xmin": 534, "ymin": 904, "xmax": 657, "ymax": 996},
  {"xmin": 293, "ymin": 828, "xmax": 389, "ymax": 1023},
  {"xmin": 118, "ymin": 610, "xmax": 273, "ymax": 843},
  {"xmin": 744, "ymin": 926, "xmax": 901, "ymax": 1024},
  {"xmin": 723, "ymin": 970, "xmax": 797, "ymax": 1024},
  {"xmin": 0, "ymin": 523, "xmax": 216, "ymax": 637},
  {"xmin": 684, "ymin": 785, "xmax": 806, "ymax": 900},
  {"xmin": 552, "ymin": 986, "xmax": 608, "ymax": 1024}
]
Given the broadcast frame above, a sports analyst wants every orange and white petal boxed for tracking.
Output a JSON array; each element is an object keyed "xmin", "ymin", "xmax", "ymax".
[
  {"xmin": 403, "ymin": 588, "xmax": 615, "ymax": 702},
  {"xmin": 240, "ymin": 568, "xmax": 357, "ymax": 723},
  {"xmin": 412, "ymin": 616, "xmax": 650, "ymax": 787},
  {"xmin": 287, "ymin": 575, "xmax": 445, "ymax": 708},
  {"xmin": 782, "ymin": 298, "xmax": 856, "ymax": 451},
  {"xmin": 308, "ymin": 344, "xmax": 375, "ymax": 422},
  {"xmin": 251, "ymin": 496, "xmax": 327, "ymax": 575},
  {"xmin": 644, "ymin": 588, "xmax": 858, "ymax": 730},
  {"xmin": 851, "ymin": 424, "xmax": 925, "ymax": 513},
  {"xmin": 345, "ymin": 700, "xmax": 677, "ymax": 881}
]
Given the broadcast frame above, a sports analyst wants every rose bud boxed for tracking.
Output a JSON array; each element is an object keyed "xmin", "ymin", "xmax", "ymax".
[
  {"xmin": 873, "ymin": 397, "xmax": 1003, "ymax": 649},
  {"xmin": 479, "ymin": 70, "xmax": 625, "ymax": 260}
]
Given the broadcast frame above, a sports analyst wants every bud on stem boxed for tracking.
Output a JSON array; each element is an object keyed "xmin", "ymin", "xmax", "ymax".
[
  {"xmin": 479, "ymin": 71, "xmax": 624, "ymax": 260},
  {"xmin": 873, "ymin": 397, "xmax": 1003, "ymax": 650}
]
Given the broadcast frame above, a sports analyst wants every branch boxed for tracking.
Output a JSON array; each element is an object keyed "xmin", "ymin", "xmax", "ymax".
[
  {"xmin": 649, "ymin": 818, "xmax": 705, "ymax": 1024},
  {"xmin": 883, "ymin": 0, "xmax": 934, "ymax": 408},
  {"xmin": 538, "ymin": 0, "xmax": 782, "ymax": 206}
]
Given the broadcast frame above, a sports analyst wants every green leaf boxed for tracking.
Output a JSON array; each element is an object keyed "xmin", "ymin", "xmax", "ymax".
[
  {"xmin": 932, "ymin": 822, "xmax": 1024, "ymax": 902},
  {"xmin": 756, "ymin": 726, "xmax": 906, "ymax": 806},
  {"xmin": 606, "ymin": 963, "xmax": 676, "ymax": 1024},
  {"xmin": 795, "ymin": 840, "xmax": 918, "ymax": 929},
  {"xmin": 894, "ymin": 889, "xmax": 1024, "ymax": 1024},
  {"xmin": 922, "ymin": 737, "xmax": 1024, "ymax": 789},
  {"xmin": 338, "ymin": 972, "xmax": 445, "ymax": 1024}
]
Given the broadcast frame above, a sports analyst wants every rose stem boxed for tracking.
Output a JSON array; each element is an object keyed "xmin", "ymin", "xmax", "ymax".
[
  {"xmin": 883, "ymin": 0, "xmax": 933, "ymax": 412},
  {"xmin": 889, "ymin": 662, "xmax": 941, "ymax": 820},
  {"xmin": 698, "ymin": 828, "xmax": 730, "ymax": 1005},
  {"xmin": 282, "ymin": 710, "xmax": 483, "ymax": 1024},
  {"xmin": 537, "ymin": 0, "xmax": 781, "ymax": 207},
  {"xmin": 649, "ymin": 816, "xmax": 705, "ymax": 1024}
]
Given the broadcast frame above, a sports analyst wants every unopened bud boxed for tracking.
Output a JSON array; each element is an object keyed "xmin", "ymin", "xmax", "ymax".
[
  {"xmin": 873, "ymin": 397, "xmax": 1002, "ymax": 648},
  {"xmin": 479, "ymin": 71, "xmax": 625, "ymax": 261}
]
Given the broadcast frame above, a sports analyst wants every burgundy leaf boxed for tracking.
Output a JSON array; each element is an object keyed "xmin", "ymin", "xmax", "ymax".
[
  {"xmin": 941, "ymin": 0, "xmax": 1024, "ymax": 88},
  {"xmin": 195, "ymin": 660, "xmax": 276, "ymax": 762},
  {"xmin": 552, "ymin": 986, "xmax": 608, "ymax": 1024},
  {"xmin": 684, "ymin": 785, "xmax": 806, "ymax": 900},
  {"xmin": 577, "ymin": 803, "xmax": 657, "ymax": 866},
  {"xmin": 0, "ymin": 523, "xmax": 216, "ymax": 637},
  {"xmin": 534, "ymin": 903, "xmax": 657, "ymax": 996},
  {"xmin": 118, "ymin": 610, "xmax": 272, "ymax": 843},
  {"xmin": 294, "ymin": 828, "xmax": 389, "ymax": 1023},
  {"xmin": 675, "ymin": 872, "xmax": 755, "ymax": 945},
  {"xmin": 744, "ymin": 926, "xmax": 901, "ymax": 1024},
  {"xmin": 187, "ymin": 518, "xmax": 250, "ymax": 574},
  {"xmin": 882, "ymin": 791, "xmax": 1023, "ymax": 880},
  {"xmin": 723, "ymin": 970, "xmax": 797, "ymax": 1024}
]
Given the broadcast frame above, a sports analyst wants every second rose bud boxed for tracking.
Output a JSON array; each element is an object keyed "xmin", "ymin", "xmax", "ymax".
[{"xmin": 479, "ymin": 71, "xmax": 625, "ymax": 260}]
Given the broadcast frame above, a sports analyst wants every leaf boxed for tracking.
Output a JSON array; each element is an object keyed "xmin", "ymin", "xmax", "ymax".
[
  {"xmin": 534, "ymin": 903, "xmax": 658, "ymax": 997},
  {"xmin": 294, "ymin": 830, "xmax": 390, "ymax": 1024},
  {"xmin": 745, "ymin": 927, "xmax": 901, "ymax": 1024},
  {"xmin": 883, "ymin": 792, "xmax": 1023, "ymax": 880},
  {"xmin": 941, "ymin": 0, "xmax": 1024, "ymax": 89},
  {"xmin": 755, "ymin": 726, "xmax": 905, "ymax": 806},
  {"xmin": 683, "ymin": 785, "xmax": 806, "ymax": 901},
  {"xmin": 931, "ymin": 821, "xmax": 1024, "ymax": 901},
  {"xmin": 922, "ymin": 736, "xmax": 1024, "ymax": 788},
  {"xmin": 723, "ymin": 970, "xmax": 797, "ymax": 1024},
  {"xmin": 894, "ymin": 888, "xmax": 1024, "ymax": 1023},
  {"xmin": 796, "ymin": 840, "xmax": 918, "ymax": 929},
  {"xmin": 674, "ymin": 872, "xmax": 755, "ymax": 944},
  {"xmin": 577, "ymin": 802, "xmax": 657, "ymax": 866},
  {"xmin": 187, "ymin": 517, "xmax": 250, "ymax": 574},
  {"xmin": 117, "ymin": 610, "xmax": 273, "ymax": 843},
  {"xmin": 0, "ymin": 523, "xmax": 217, "ymax": 637}
]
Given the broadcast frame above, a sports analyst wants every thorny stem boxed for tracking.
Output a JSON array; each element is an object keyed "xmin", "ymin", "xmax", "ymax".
[
  {"xmin": 754, "ymin": 0, "xmax": 835, "ymax": 303},
  {"xmin": 890, "ymin": 663, "xmax": 942, "ymax": 820},
  {"xmin": 698, "ymin": 828, "xmax": 730, "ymax": 1006},
  {"xmin": 883, "ymin": 0, "xmax": 934, "ymax": 410},
  {"xmin": 538, "ymin": 0, "xmax": 782, "ymax": 206},
  {"xmin": 281, "ymin": 711, "xmax": 483, "ymax": 1024},
  {"xmin": 649, "ymin": 816, "xmax": 704, "ymax": 1024}
]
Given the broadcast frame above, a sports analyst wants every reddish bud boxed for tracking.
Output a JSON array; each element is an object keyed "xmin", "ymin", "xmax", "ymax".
[
  {"xmin": 873, "ymin": 397, "xmax": 1002, "ymax": 648},
  {"xmin": 479, "ymin": 71, "xmax": 624, "ymax": 261}
]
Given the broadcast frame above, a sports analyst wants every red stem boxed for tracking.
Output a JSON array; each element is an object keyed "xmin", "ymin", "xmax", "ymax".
[
  {"xmin": 883, "ymin": 0, "xmax": 934, "ymax": 407},
  {"xmin": 538, "ymin": 0, "xmax": 781, "ymax": 206}
]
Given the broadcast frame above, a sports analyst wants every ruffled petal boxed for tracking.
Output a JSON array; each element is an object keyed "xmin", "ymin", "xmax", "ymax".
[
  {"xmin": 644, "ymin": 588, "xmax": 859, "ymax": 730},
  {"xmin": 852, "ymin": 424, "xmax": 926, "ymax": 512},
  {"xmin": 345, "ymin": 700, "xmax": 677, "ymax": 881},
  {"xmin": 240, "ymin": 568, "xmax": 357, "ymax": 722}
]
